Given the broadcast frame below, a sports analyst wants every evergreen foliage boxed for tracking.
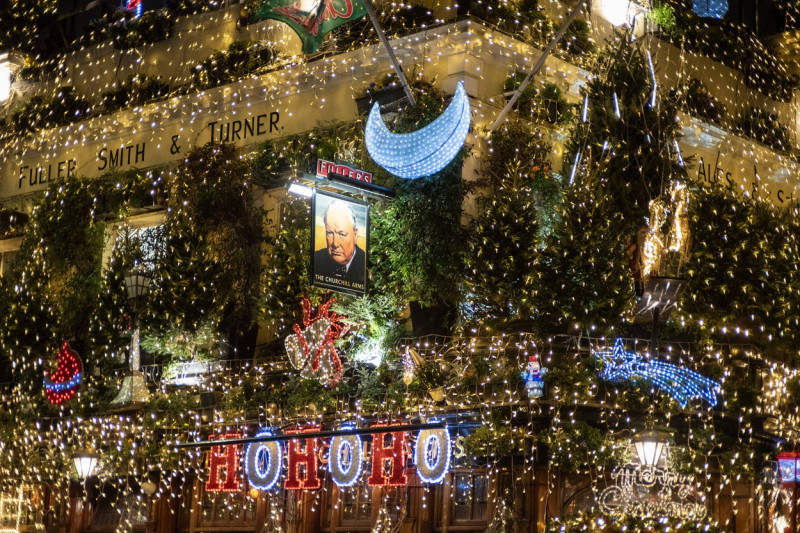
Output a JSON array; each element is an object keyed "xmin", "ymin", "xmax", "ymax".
[
  {"xmin": 461, "ymin": 122, "xmax": 555, "ymax": 332},
  {"xmin": 145, "ymin": 143, "xmax": 262, "ymax": 359},
  {"xmin": 530, "ymin": 32, "xmax": 686, "ymax": 334},
  {"xmin": 539, "ymin": 421, "xmax": 623, "ymax": 473},
  {"xmin": 565, "ymin": 31, "xmax": 686, "ymax": 227},
  {"xmin": 260, "ymin": 197, "xmax": 316, "ymax": 337},
  {"xmin": 192, "ymin": 41, "xmax": 279, "ymax": 90},
  {"xmin": 678, "ymin": 185, "xmax": 800, "ymax": 349},
  {"xmin": 102, "ymin": 74, "xmax": 170, "ymax": 113},
  {"xmin": 0, "ymin": 0, "xmax": 57, "ymax": 52},
  {"xmin": 11, "ymin": 86, "xmax": 92, "ymax": 134},
  {"xmin": 108, "ymin": 9, "xmax": 174, "ymax": 50},
  {"xmin": 533, "ymin": 183, "xmax": 632, "ymax": 334}
]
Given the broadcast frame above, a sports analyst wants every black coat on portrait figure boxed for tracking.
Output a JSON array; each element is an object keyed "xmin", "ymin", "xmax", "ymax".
[{"xmin": 313, "ymin": 246, "xmax": 366, "ymax": 284}]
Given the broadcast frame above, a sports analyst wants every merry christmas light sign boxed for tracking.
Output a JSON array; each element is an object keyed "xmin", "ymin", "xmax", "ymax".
[
  {"xmin": 202, "ymin": 424, "xmax": 451, "ymax": 492},
  {"xmin": 598, "ymin": 463, "xmax": 708, "ymax": 520}
]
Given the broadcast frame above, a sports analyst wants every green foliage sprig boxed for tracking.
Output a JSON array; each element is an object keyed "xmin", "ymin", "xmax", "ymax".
[
  {"xmin": 0, "ymin": 210, "xmax": 28, "ymax": 238},
  {"xmin": 504, "ymin": 75, "xmax": 574, "ymax": 126},
  {"xmin": 671, "ymin": 78, "xmax": 726, "ymax": 125},
  {"xmin": 539, "ymin": 421, "xmax": 623, "ymax": 473},
  {"xmin": 102, "ymin": 74, "xmax": 170, "ymax": 113},
  {"xmin": 281, "ymin": 376, "xmax": 336, "ymax": 415},
  {"xmin": 648, "ymin": 3, "xmax": 679, "ymax": 36},
  {"xmin": 463, "ymin": 424, "xmax": 515, "ymax": 459},
  {"xmin": 734, "ymin": 107, "xmax": 794, "ymax": 153},
  {"xmin": 544, "ymin": 359, "xmax": 595, "ymax": 402},
  {"xmin": 11, "ymin": 86, "xmax": 92, "ymax": 134},
  {"xmin": 16, "ymin": 58, "xmax": 43, "ymax": 82},
  {"xmin": 192, "ymin": 41, "xmax": 279, "ymax": 90},
  {"xmin": 108, "ymin": 9, "xmax": 174, "ymax": 50},
  {"xmin": 326, "ymin": 4, "xmax": 436, "ymax": 52}
]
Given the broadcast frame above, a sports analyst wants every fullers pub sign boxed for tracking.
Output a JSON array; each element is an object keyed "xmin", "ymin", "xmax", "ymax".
[{"xmin": 195, "ymin": 423, "xmax": 451, "ymax": 492}]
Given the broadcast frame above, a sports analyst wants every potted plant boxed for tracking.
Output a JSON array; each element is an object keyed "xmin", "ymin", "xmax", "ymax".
[
  {"xmin": 355, "ymin": 74, "xmax": 407, "ymax": 114},
  {"xmin": 416, "ymin": 361, "xmax": 446, "ymax": 402}
]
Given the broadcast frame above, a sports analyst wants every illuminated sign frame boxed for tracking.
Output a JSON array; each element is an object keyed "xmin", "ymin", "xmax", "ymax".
[{"xmin": 192, "ymin": 423, "xmax": 452, "ymax": 492}]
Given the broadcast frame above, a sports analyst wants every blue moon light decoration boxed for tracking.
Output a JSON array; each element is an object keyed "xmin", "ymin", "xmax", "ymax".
[
  {"xmin": 596, "ymin": 338, "xmax": 720, "ymax": 408},
  {"xmin": 692, "ymin": 0, "xmax": 727, "ymax": 19},
  {"xmin": 365, "ymin": 81, "xmax": 471, "ymax": 179}
]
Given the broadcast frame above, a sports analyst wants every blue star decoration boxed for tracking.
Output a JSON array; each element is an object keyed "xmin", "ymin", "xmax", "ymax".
[
  {"xmin": 693, "ymin": 0, "xmax": 728, "ymax": 19},
  {"xmin": 596, "ymin": 338, "xmax": 720, "ymax": 408}
]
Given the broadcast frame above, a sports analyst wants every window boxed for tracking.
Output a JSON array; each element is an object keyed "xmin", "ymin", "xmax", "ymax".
[
  {"xmin": 0, "ymin": 486, "xmax": 64, "ymax": 531},
  {"xmin": 321, "ymin": 478, "xmax": 374, "ymax": 532},
  {"xmin": 453, "ymin": 472, "xmax": 488, "ymax": 522},
  {"xmin": 87, "ymin": 483, "xmax": 151, "ymax": 531},
  {"xmin": 198, "ymin": 489, "xmax": 258, "ymax": 526},
  {"xmin": 115, "ymin": 224, "xmax": 164, "ymax": 270},
  {"xmin": 341, "ymin": 484, "xmax": 373, "ymax": 522},
  {"xmin": 0, "ymin": 250, "xmax": 16, "ymax": 277},
  {"xmin": 435, "ymin": 468, "xmax": 491, "ymax": 530}
]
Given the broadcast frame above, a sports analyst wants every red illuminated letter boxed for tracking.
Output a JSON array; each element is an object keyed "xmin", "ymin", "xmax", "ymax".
[
  {"xmin": 285, "ymin": 427, "xmax": 321, "ymax": 490},
  {"xmin": 368, "ymin": 426, "xmax": 408, "ymax": 487},
  {"xmin": 205, "ymin": 433, "xmax": 242, "ymax": 492}
]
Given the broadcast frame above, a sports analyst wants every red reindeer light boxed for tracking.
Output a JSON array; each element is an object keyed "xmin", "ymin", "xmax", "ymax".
[{"xmin": 285, "ymin": 297, "xmax": 350, "ymax": 386}]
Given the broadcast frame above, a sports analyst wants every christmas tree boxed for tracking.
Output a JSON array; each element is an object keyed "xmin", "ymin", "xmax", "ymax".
[{"xmin": 533, "ymin": 31, "xmax": 687, "ymax": 334}]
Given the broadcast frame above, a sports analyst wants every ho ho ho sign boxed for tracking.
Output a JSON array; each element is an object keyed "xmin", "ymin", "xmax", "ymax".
[{"xmin": 193, "ymin": 423, "xmax": 452, "ymax": 492}]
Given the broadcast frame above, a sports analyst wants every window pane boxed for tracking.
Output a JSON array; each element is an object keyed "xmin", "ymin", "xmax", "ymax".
[
  {"xmin": 473, "ymin": 476, "xmax": 488, "ymax": 520},
  {"xmin": 357, "ymin": 484, "xmax": 372, "ymax": 520},
  {"xmin": 342, "ymin": 487, "xmax": 357, "ymax": 520},
  {"xmin": 454, "ymin": 474, "xmax": 471, "ymax": 521},
  {"xmin": 214, "ymin": 493, "xmax": 228, "ymax": 520}
]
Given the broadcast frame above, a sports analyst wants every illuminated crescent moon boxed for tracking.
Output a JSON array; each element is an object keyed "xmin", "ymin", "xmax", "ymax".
[{"xmin": 365, "ymin": 81, "xmax": 471, "ymax": 179}]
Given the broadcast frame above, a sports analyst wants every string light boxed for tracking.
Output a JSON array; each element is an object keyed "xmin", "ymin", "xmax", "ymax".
[{"xmin": 0, "ymin": 0, "xmax": 796, "ymax": 530}]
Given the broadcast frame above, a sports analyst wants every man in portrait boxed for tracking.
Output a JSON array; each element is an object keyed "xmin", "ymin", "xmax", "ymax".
[{"xmin": 313, "ymin": 199, "xmax": 366, "ymax": 286}]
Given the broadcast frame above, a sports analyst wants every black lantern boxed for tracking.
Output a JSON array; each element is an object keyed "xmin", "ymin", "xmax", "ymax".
[{"xmin": 124, "ymin": 265, "xmax": 151, "ymax": 302}]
